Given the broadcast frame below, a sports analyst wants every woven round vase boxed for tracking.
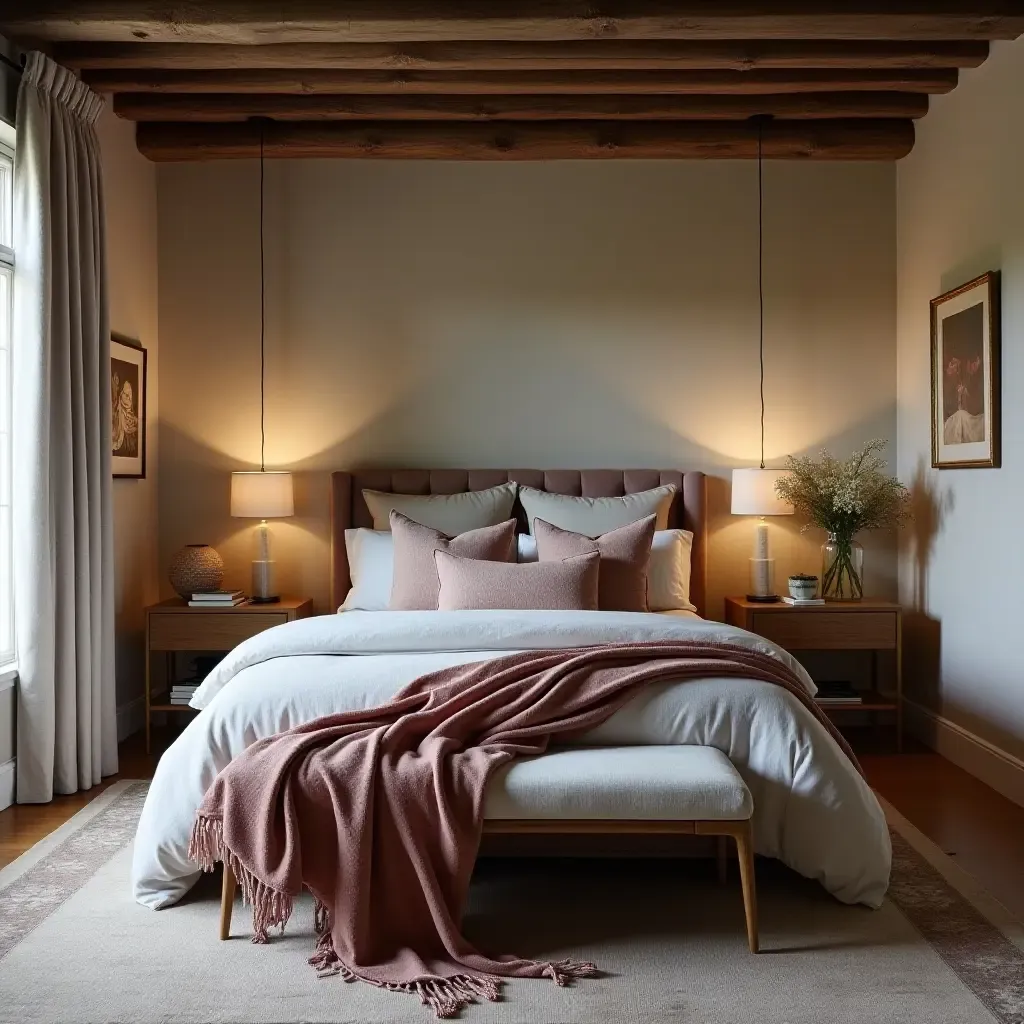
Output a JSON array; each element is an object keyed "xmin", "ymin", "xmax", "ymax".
[{"xmin": 168, "ymin": 544, "xmax": 225, "ymax": 598}]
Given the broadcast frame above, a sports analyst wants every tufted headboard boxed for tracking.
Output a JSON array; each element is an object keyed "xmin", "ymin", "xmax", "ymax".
[{"xmin": 330, "ymin": 469, "xmax": 707, "ymax": 616}]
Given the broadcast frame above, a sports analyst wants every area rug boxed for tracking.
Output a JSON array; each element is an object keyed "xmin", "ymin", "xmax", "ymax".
[{"xmin": 1, "ymin": 781, "xmax": 1023, "ymax": 1024}]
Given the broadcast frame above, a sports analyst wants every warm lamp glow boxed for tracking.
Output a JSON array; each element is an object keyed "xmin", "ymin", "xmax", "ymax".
[
  {"xmin": 730, "ymin": 468, "xmax": 793, "ymax": 517},
  {"xmin": 230, "ymin": 471, "xmax": 295, "ymax": 518}
]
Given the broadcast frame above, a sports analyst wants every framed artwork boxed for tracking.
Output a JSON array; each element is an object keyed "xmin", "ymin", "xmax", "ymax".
[
  {"xmin": 930, "ymin": 271, "xmax": 1000, "ymax": 469},
  {"xmin": 110, "ymin": 335, "xmax": 147, "ymax": 478}
]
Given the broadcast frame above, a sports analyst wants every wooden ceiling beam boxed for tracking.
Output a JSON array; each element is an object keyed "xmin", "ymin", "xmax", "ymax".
[
  {"xmin": 135, "ymin": 118, "xmax": 916, "ymax": 162},
  {"xmin": 113, "ymin": 91, "xmax": 930, "ymax": 122},
  {"xmin": 134, "ymin": 118, "xmax": 913, "ymax": 160},
  {"xmin": 57, "ymin": 39, "xmax": 991, "ymax": 72},
  {"xmin": 84, "ymin": 67, "xmax": 960, "ymax": 96},
  {"xmin": 3, "ymin": 2, "xmax": 1024, "ymax": 44}
]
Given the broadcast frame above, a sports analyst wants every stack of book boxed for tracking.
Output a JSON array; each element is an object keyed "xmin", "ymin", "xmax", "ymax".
[
  {"xmin": 814, "ymin": 682, "xmax": 863, "ymax": 706},
  {"xmin": 782, "ymin": 596, "xmax": 825, "ymax": 606},
  {"xmin": 169, "ymin": 683, "xmax": 200, "ymax": 706},
  {"xmin": 187, "ymin": 590, "xmax": 246, "ymax": 608}
]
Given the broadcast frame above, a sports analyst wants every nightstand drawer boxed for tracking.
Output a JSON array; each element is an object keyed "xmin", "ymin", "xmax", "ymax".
[
  {"xmin": 148, "ymin": 611, "xmax": 288, "ymax": 651},
  {"xmin": 750, "ymin": 611, "xmax": 896, "ymax": 650}
]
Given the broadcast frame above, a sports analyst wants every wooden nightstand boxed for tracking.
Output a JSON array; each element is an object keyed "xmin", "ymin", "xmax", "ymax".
[
  {"xmin": 724, "ymin": 597, "xmax": 903, "ymax": 751},
  {"xmin": 144, "ymin": 597, "xmax": 313, "ymax": 752}
]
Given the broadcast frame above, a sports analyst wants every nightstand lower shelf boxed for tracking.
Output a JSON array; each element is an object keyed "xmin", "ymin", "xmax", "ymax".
[
  {"xmin": 816, "ymin": 690, "xmax": 898, "ymax": 713},
  {"xmin": 149, "ymin": 698, "xmax": 199, "ymax": 714}
]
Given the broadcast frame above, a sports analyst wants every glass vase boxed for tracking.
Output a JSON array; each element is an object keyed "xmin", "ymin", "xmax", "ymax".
[{"xmin": 821, "ymin": 533, "xmax": 864, "ymax": 601}]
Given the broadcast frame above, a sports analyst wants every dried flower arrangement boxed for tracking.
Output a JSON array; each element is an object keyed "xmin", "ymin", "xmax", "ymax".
[{"xmin": 775, "ymin": 439, "xmax": 909, "ymax": 600}]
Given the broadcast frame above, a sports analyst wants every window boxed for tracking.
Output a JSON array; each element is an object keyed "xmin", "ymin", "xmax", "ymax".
[{"xmin": 0, "ymin": 122, "xmax": 13, "ymax": 668}]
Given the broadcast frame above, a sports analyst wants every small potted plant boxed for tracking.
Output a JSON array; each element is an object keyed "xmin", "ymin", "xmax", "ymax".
[
  {"xmin": 787, "ymin": 573, "xmax": 819, "ymax": 601},
  {"xmin": 775, "ymin": 440, "xmax": 909, "ymax": 601}
]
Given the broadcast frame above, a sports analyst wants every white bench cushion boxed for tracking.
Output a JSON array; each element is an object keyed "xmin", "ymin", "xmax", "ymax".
[{"xmin": 484, "ymin": 745, "xmax": 752, "ymax": 822}]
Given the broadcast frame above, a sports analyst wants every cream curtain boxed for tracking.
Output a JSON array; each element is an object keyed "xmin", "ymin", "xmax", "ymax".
[{"xmin": 12, "ymin": 53, "xmax": 117, "ymax": 801}]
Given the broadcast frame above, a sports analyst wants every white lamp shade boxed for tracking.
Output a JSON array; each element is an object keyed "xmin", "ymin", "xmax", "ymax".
[
  {"xmin": 231, "ymin": 471, "xmax": 295, "ymax": 518},
  {"xmin": 730, "ymin": 468, "xmax": 793, "ymax": 516}
]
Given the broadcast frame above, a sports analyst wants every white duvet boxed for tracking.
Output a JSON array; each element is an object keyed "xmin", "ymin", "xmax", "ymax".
[{"xmin": 132, "ymin": 610, "xmax": 891, "ymax": 910}]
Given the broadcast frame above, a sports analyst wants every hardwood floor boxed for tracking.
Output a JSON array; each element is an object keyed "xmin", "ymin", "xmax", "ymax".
[
  {"xmin": 863, "ymin": 747, "xmax": 1024, "ymax": 922},
  {"xmin": 2, "ymin": 731, "xmax": 1024, "ymax": 926},
  {"xmin": 0, "ymin": 733, "xmax": 158, "ymax": 870}
]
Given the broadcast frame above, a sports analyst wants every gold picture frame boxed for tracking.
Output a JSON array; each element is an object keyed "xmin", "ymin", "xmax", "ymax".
[{"xmin": 930, "ymin": 272, "xmax": 1000, "ymax": 470}]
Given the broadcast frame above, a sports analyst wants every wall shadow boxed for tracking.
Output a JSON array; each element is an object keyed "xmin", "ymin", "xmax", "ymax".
[
  {"xmin": 900, "ymin": 457, "xmax": 954, "ymax": 709},
  {"xmin": 905, "ymin": 456, "xmax": 954, "ymax": 613}
]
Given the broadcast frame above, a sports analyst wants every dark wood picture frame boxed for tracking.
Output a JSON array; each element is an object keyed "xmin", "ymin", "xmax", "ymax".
[
  {"xmin": 930, "ymin": 271, "xmax": 1000, "ymax": 470},
  {"xmin": 111, "ymin": 334, "xmax": 148, "ymax": 479}
]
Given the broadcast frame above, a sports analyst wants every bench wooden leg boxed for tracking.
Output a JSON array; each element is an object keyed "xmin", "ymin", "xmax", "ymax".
[
  {"xmin": 694, "ymin": 819, "xmax": 759, "ymax": 953},
  {"xmin": 219, "ymin": 863, "xmax": 236, "ymax": 941},
  {"xmin": 734, "ymin": 823, "xmax": 759, "ymax": 953}
]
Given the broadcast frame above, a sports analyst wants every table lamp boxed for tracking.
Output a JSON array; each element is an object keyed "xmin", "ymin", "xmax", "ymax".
[
  {"xmin": 731, "ymin": 468, "xmax": 792, "ymax": 602},
  {"xmin": 231, "ymin": 470, "xmax": 294, "ymax": 602}
]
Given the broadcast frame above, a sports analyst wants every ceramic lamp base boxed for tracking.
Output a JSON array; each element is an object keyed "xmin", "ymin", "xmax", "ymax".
[
  {"xmin": 250, "ymin": 523, "xmax": 281, "ymax": 602},
  {"xmin": 747, "ymin": 552, "xmax": 777, "ymax": 603},
  {"xmin": 746, "ymin": 593, "xmax": 781, "ymax": 603}
]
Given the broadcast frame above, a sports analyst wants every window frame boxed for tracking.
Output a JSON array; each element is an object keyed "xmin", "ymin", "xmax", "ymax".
[{"xmin": 0, "ymin": 131, "xmax": 15, "ymax": 670}]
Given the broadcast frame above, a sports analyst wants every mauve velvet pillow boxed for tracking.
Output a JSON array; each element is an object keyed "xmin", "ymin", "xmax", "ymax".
[
  {"xmin": 434, "ymin": 550, "xmax": 600, "ymax": 612},
  {"xmin": 533, "ymin": 514, "xmax": 656, "ymax": 612},
  {"xmin": 389, "ymin": 510, "xmax": 516, "ymax": 611}
]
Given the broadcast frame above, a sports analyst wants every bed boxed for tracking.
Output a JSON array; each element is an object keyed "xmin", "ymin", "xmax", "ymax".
[{"xmin": 131, "ymin": 468, "xmax": 891, "ymax": 911}]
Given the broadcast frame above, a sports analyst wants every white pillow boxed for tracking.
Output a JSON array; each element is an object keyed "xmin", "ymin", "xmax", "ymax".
[
  {"xmin": 646, "ymin": 529, "xmax": 696, "ymax": 612},
  {"xmin": 362, "ymin": 482, "xmax": 517, "ymax": 535},
  {"xmin": 339, "ymin": 529, "xmax": 394, "ymax": 611},
  {"xmin": 517, "ymin": 484, "xmax": 676, "ymax": 537},
  {"xmin": 517, "ymin": 528, "xmax": 695, "ymax": 612},
  {"xmin": 516, "ymin": 535, "xmax": 539, "ymax": 563}
]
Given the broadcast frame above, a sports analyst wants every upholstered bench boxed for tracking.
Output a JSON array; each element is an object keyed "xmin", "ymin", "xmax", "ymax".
[{"xmin": 220, "ymin": 745, "xmax": 758, "ymax": 952}]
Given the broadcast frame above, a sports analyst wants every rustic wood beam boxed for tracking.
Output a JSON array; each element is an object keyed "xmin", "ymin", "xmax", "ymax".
[
  {"xmin": 3, "ymin": 2, "xmax": 1023, "ymax": 43},
  {"xmin": 135, "ymin": 118, "xmax": 916, "ymax": 161},
  {"xmin": 113, "ymin": 91, "xmax": 930, "ymax": 122},
  {"xmin": 57, "ymin": 39, "xmax": 991, "ymax": 72},
  {"xmin": 84, "ymin": 67, "xmax": 960, "ymax": 96}
]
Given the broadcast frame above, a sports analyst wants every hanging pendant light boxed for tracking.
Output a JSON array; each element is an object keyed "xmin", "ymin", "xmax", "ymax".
[
  {"xmin": 231, "ymin": 119, "xmax": 294, "ymax": 603},
  {"xmin": 731, "ymin": 115, "xmax": 792, "ymax": 603}
]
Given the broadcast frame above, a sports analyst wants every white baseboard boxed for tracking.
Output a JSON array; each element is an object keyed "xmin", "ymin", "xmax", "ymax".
[
  {"xmin": 0, "ymin": 758, "xmax": 14, "ymax": 811},
  {"xmin": 116, "ymin": 696, "xmax": 146, "ymax": 743},
  {"xmin": 904, "ymin": 698, "xmax": 1024, "ymax": 808}
]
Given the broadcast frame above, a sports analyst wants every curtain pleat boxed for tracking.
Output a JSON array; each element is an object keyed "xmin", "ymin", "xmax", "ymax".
[{"xmin": 12, "ymin": 52, "xmax": 116, "ymax": 802}]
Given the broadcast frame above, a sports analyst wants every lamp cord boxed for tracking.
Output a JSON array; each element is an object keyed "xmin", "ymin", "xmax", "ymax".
[
  {"xmin": 259, "ymin": 119, "xmax": 266, "ymax": 474},
  {"xmin": 757, "ymin": 116, "xmax": 765, "ymax": 471}
]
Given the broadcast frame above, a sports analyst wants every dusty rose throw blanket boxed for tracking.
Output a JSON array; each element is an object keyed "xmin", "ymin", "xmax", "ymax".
[{"xmin": 189, "ymin": 641, "xmax": 860, "ymax": 1018}]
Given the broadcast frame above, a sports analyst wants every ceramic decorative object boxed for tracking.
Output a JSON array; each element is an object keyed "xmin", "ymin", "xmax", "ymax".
[
  {"xmin": 168, "ymin": 544, "xmax": 224, "ymax": 598},
  {"xmin": 788, "ymin": 574, "xmax": 819, "ymax": 601}
]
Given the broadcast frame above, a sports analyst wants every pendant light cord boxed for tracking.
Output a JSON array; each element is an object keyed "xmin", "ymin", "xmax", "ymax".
[
  {"xmin": 757, "ymin": 116, "xmax": 765, "ymax": 471},
  {"xmin": 259, "ymin": 119, "xmax": 266, "ymax": 473}
]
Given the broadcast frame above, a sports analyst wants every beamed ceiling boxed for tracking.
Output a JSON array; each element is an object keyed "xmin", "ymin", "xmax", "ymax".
[{"xmin": 2, "ymin": 2, "xmax": 1023, "ymax": 161}]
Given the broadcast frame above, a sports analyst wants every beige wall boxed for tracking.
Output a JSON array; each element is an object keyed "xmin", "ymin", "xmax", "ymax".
[
  {"xmin": 99, "ymin": 108, "xmax": 160, "ymax": 736},
  {"xmin": 157, "ymin": 159, "xmax": 897, "ymax": 619},
  {"xmin": 897, "ymin": 39, "xmax": 1024, "ymax": 772}
]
